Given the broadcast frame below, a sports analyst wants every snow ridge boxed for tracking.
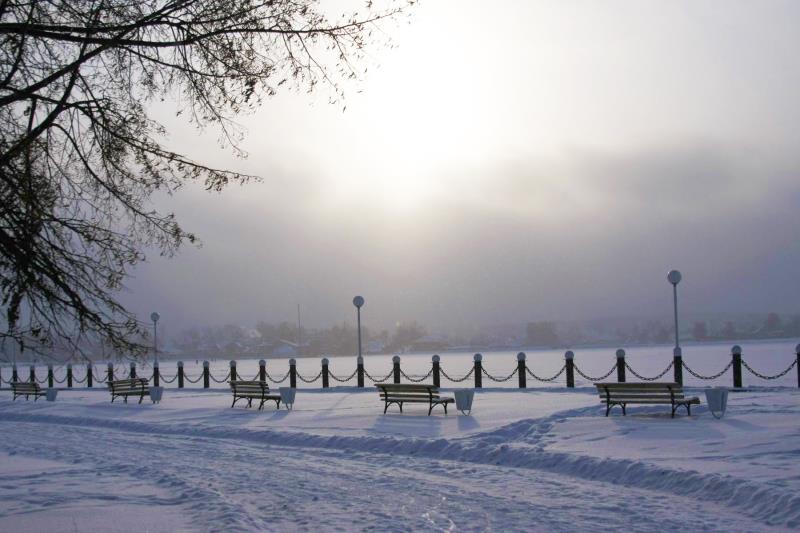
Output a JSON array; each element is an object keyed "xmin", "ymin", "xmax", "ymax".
[{"xmin": 3, "ymin": 409, "xmax": 798, "ymax": 528}]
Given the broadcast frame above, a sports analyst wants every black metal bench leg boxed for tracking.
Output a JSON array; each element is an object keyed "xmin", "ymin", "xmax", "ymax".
[
  {"xmin": 605, "ymin": 403, "xmax": 610, "ymax": 416},
  {"xmin": 383, "ymin": 401, "xmax": 389, "ymax": 414},
  {"xmin": 231, "ymin": 396, "xmax": 237, "ymax": 408},
  {"xmin": 275, "ymin": 399, "xmax": 281, "ymax": 410},
  {"xmin": 428, "ymin": 403, "xmax": 433, "ymax": 416},
  {"xmin": 621, "ymin": 403, "xmax": 626, "ymax": 416},
  {"xmin": 399, "ymin": 402, "xmax": 403, "ymax": 413},
  {"xmin": 444, "ymin": 403, "xmax": 448, "ymax": 415},
  {"xmin": 138, "ymin": 394, "xmax": 144, "ymax": 404}
]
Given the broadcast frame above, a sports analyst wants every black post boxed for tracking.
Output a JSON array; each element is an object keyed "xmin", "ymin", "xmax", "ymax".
[
  {"xmin": 259, "ymin": 360, "xmax": 266, "ymax": 382},
  {"xmin": 432, "ymin": 355, "xmax": 441, "ymax": 388},
  {"xmin": 203, "ymin": 361, "xmax": 210, "ymax": 388},
  {"xmin": 87, "ymin": 364, "xmax": 93, "ymax": 388},
  {"xmin": 129, "ymin": 362, "xmax": 136, "ymax": 379},
  {"xmin": 29, "ymin": 365, "xmax": 35, "ymax": 383},
  {"xmin": 0, "ymin": 367, "xmax": 3, "ymax": 388},
  {"xmin": 67, "ymin": 364, "xmax": 73, "ymax": 387},
  {"xmin": 289, "ymin": 359, "xmax": 297, "ymax": 388},
  {"xmin": 357, "ymin": 356, "xmax": 364, "ymax": 387},
  {"xmin": 517, "ymin": 352, "xmax": 527, "ymax": 389},
  {"xmin": 178, "ymin": 362, "xmax": 184, "ymax": 388},
  {"xmin": 565, "ymin": 351, "xmax": 575, "ymax": 388},
  {"xmin": 796, "ymin": 344, "xmax": 800, "ymax": 389},
  {"xmin": 12, "ymin": 365, "xmax": 18, "ymax": 383},
  {"xmin": 153, "ymin": 363, "xmax": 159, "ymax": 387},
  {"xmin": 616, "ymin": 349, "xmax": 626, "ymax": 383},
  {"xmin": 48, "ymin": 365, "xmax": 54, "ymax": 388},
  {"xmin": 732, "ymin": 346, "xmax": 742, "ymax": 388},
  {"xmin": 229, "ymin": 361, "xmax": 237, "ymax": 382},
  {"xmin": 474, "ymin": 354, "xmax": 482, "ymax": 389},
  {"xmin": 674, "ymin": 353, "xmax": 683, "ymax": 386},
  {"xmin": 392, "ymin": 356, "xmax": 401, "ymax": 384},
  {"xmin": 107, "ymin": 363, "xmax": 114, "ymax": 383},
  {"xmin": 322, "ymin": 358, "xmax": 329, "ymax": 388}
]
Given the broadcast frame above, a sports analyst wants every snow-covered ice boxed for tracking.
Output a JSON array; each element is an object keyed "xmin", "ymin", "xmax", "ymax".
[{"xmin": 1, "ymin": 381, "xmax": 799, "ymax": 531}]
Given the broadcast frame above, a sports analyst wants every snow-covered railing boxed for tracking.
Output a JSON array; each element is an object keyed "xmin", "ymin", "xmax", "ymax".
[{"xmin": 1, "ymin": 344, "xmax": 799, "ymax": 392}]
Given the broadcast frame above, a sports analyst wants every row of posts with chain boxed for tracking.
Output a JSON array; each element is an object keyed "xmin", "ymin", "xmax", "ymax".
[{"xmin": 2, "ymin": 344, "xmax": 798, "ymax": 390}]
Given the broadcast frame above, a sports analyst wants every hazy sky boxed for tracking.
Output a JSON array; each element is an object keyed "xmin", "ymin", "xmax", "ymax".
[{"xmin": 123, "ymin": 0, "xmax": 800, "ymax": 334}]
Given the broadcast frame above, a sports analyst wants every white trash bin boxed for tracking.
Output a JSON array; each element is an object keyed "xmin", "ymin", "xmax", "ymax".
[
  {"xmin": 705, "ymin": 387, "xmax": 728, "ymax": 419},
  {"xmin": 279, "ymin": 387, "xmax": 296, "ymax": 410},
  {"xmin": 453, "ymin": 389, "xmax": 475, "ymax": 415},
  {"xmin": 46, "ymin": 388, "xmax": 58, "ymax": 402},
  {"xmin": 149, "ymin": 386, "xmax": 164, "ymax": 404}
]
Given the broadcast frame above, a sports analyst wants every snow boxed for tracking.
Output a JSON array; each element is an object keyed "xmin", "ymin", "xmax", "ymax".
[
  {"xmin": 1, "ymin": 380, "xmax": 799, "ymax": 531},
  {"xmin": 1, "ymin": 340, "xmax": 799, "ymax": 530}
]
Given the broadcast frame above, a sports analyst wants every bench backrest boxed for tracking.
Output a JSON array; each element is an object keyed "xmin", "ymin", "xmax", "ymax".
[
  {"xmin": 229, "ymin": 380, "xmax": 270, "ymax": 394},
  {"xmin": 595, "ymin": 382, "xmax": 686, "ymax": 400},
  {"xmin": 376, "ymin": 383, "xmax": 440, "ymax": 399},
  {"xmin": 108, "ymin": 378, "xmax": 149, "ymax": 392},
  {"xmin": 11, "ymin": 381, "xmax": 41, "ymax": 392}
]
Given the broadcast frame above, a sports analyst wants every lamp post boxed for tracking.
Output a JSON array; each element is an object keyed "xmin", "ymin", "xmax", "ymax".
[
  {"xmin": 150, "ymin": 312, "xmax": 160, "ymax": 365},
  {"xmin": 353, "ymin": 296, "xmax": 365, "ymax": 360},
  {"xmin": 667, "ymin": 270, "xmax": 683, "ymax": 385},
  {"xmin": 667, "ymin": 270, "xmax": 682, "ymax": 356}
]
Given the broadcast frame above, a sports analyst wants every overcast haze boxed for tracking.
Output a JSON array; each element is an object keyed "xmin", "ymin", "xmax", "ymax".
[{"xmin": 122, "ymin": 0, "xmax": 800, "ymax": 334}]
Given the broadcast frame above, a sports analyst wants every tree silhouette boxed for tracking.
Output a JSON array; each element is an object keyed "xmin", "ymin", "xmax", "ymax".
[{"xmin": 0, "ymin": 0, "xmax": 411, "ymax": 357}]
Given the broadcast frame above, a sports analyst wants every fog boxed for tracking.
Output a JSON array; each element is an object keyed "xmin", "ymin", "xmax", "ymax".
[{"xmin": 122, "ymin": 0, "xmax": 800, "ymax": 334}]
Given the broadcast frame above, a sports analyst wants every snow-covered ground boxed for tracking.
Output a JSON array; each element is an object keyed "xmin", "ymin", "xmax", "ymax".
[{"xmin": 1, "ymin": 384, "xmax": 799, "ymax": 531}]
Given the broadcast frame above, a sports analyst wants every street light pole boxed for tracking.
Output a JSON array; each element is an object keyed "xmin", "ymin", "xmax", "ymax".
[
  {"xmin": 667, "ymin": 270, "xmax": 683, "ymax": 385},
  {"xmin": 667, "ymin": 270, "xmax": 682, "ymax": 356},
  {"xmin": 150, "ymin": 312, "xmax": 160, "ymax": 365},
  {"xmin": 353, "ymin": 296, "xmax": 365, "ymax": 359}
]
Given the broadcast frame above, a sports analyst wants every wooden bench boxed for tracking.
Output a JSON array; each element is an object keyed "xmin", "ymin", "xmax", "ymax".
[
  {"xmin": 229, "ymin": 380, "xmax": 281, "ymax": 410},
  {"xmin": 596, "ymin": 382, "xmax": 700, "ymax": 418},
  {"xmin": 107, "ymin": 378, "xmax": 150, "ymax": 404},
  {"xmin": 376, "ymin": 384, "xmax": 454, "ymax": 415},
  {"xmin": 11, "ymin": 382, "xmax": 46, "ymax": 401}
]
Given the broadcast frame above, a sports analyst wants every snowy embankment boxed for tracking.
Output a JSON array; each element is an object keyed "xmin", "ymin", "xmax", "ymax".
[{"xmin": 1, "ymin": 387, "xmax": 799, "ymax": 531}]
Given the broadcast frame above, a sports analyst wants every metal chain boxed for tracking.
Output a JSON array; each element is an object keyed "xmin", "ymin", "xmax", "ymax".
[
  {"xmin": 252, "ymin": 372, "xmax": 261, "ymax": 381},
  {"xmin": 297, "ymin": 370, "xmax": 322, "ymax": 384},
  {"xmin": 159, "ymin": 373, "xmax": 178, "ymax": 384},
  {"xmin": 264, "ymin": 369, "xmax": 290, "ymax": 384},
  {"xmin": 440, "ymin": 366, "xmax": 475, "ymax": 383},
  {"xmin": 573, "ymin": 363, "xmax": 617, "ymax": 382},
  {"xmin": 741, "ymin": 358, "xmax": 797, "ymax": 380},
  {"xmin": 184, "ymin": 373, "xmax": 203, "ymax": 384},
  {"xmin": 329, "ymin": 368, "xmax": 359, "ymax": 383},
  {"xmin": 625, "ymin": 361, "xmax": 674, "ymax": 381},
  {"xmin": 92, "ymin": 369, "xmax": 108, "ymax": 384},
  {"xmin": 364, "ymin": 368, "xmax": 395, "ymax": 383},
  {"xmin": 526, "ymin": 364, "xmax": 567, "ymax": 382},
  {"xmin": 53, "ymin": 375, "xmax": 67, "ymax": 384},
  {"xmin": 209, "ymin": 370, "xmax": 231, "ymax": 384},
  {"xmin": 682, "ymin": 360, "xmax": 732, "ymax": 380},
  {"xmin": 400, "ymin": 368, "xmax": 434, "ymax": 383},
  {"xmin": 481, "ymin": 367, "xmax": 518, "ymax": 382},
  {"xmin": 72, "ymin": 372, "xmax": 87, "ymax": 384},
  {"xmin": 36, "ymin": 375, "xmax": 49, "ymax": 384}
]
